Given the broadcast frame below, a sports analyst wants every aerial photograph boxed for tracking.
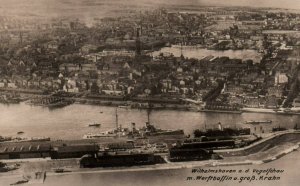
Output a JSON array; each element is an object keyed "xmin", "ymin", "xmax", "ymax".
[{"xmin": 1, "ymin": 0, "xmax": 300, "ymax": 185}]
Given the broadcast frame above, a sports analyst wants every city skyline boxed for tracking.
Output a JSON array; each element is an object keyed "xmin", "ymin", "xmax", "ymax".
[{"xmin": 1, "ymin": 0, "xmax": 300, "ymax": 18}]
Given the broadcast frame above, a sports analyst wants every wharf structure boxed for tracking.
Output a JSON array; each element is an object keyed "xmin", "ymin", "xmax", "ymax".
[{"xmin": 0, "ymin": 142, "xmax": 99, "ymax": 160}]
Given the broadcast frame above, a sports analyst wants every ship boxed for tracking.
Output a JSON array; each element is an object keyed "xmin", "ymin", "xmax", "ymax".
[
  {"xmin": 14, "ymin": 137, "xmax": 51, "ymax": 142},
  {"xmin": 0, "ymin": 162, "xmax": 19, "ymax": 172},
  {"xmin": 52, "ymin": 168, "xmax": 71, "ymax": 173},
  {"xmin": 47, "ymin": 99, "xmax": 74, "ymax": 109},
  {"xmin": 194, "ymin": 122, "xmax": 251, "ymax": 138},
  {"xmin": 139, "ymin": 122, "xmax": 184, "ymax": 136},
  {"xmin": 137, "ymin": 109, "xmax": 184, "ymax": 137},
  {"xmin": 53, "ymin": 168, "xmax": 65, "ymax": 173},
  {"xmin": 22, "ymin": 171, "xmax": 46, "ymax": 184},
  {"xmin": 83, "ymin": 108, "xmax": 184, "ymax": 139},
  {"xmin": 79, "ymin": 150, "xmax": 156, "ymax": 168},
  {"xmin": 131, "ymin": 108, "xmax": 185, "ymax": 138},
  {"xmin": 169, "ymin": 140, "xmax": 223, "ymax": 162},
  {"xmin": 83, "ymin": 131, "xmax": 117, "ymax": 139},
  {"xmin": 10, "ymin": 180, "xmax": 29, "ymax": 185},
  {"xmin": 88, "ymin": 123, "xmax": 101, "ymax": 127},
  {"xmin": 0, "ymin": 136, "xmax": 13, "ymax": 142},
  {"xmin": 245, "ymin": 120, "xmax": 272, "ymax": 124},
  {"xmin": 28, "ymin": 137, "xmax": 51, "ymax": 142},
  {"xmin": 0, "ymin": 94, "xmax": 22, "ymax": 104},
  {"xmin": 118, "ymin": 105, "xmax": 131, "ymax": 109},
  {"xmin": 27, "ymin": 96, "xmax": 74, "ymax": 109},
  {"xmin": 272, "ymin": 126, "xmax": 287, "ymax": 132}
]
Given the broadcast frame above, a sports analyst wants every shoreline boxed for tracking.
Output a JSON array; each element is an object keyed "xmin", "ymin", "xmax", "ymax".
[{"xmin": 2, "ymin": 88, "xmax": 300, "ymax": 115}]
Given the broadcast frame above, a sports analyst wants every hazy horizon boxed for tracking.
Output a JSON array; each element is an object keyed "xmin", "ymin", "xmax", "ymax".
[{"xmin": 0, "ymin": 0, "xmax": 300, "ymax": 20}]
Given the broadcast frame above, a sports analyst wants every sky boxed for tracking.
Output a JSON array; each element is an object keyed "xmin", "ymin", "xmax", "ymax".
[
  {"xmin": 0, "ymin": 0, "xmax": 299, "ymax": 9},
  {"xmin": 0, "ymin": 0, "xmax": 300, "ymax": 19},
  {"xmin": 198, "ymin": 0, "xmax": 300, "ymax": 9}
]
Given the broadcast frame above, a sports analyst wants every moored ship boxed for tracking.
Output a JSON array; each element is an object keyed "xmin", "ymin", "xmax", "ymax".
[
  {"xmin": 139, "ymin": 122, "xmax": 184, "ymax": 136},
  {"xmin": 83, "ymin": 107, "xmax": 185, "ymax": 140},
  {"xmin": 272, "ymin": 126, "xmax": 287, "ymax": 132},
  {"xmin": 245, "ymin": 120, "xmax": 272, "ymax": 124},
  {"xmin": 194, "ymin": 122, "xmax": 251, "ymax": 138},
  {"xmin": 0, "ymin": 94, "xmax": 22, "ymax": 104},
  {"xmin": 79, "ymin": 150, "xmax": 156, "ymax": 168},
  {"xmin": 88, "ymin": 123, "xmax": 101, "ymax": 127},
  {"xmin": 27, "ymin": 96, "xmax": 74, "ymax": 109},
  {"xmin": 83, "ymin": 131, "xmax": 117, "ymax": 139},
  {"xmin": 136, "ymin": 109, "xmax": 184, "ymax": 137},
  {"xmin": 169, "ymin": 140, "xmax": 222, "ymax": 162}
]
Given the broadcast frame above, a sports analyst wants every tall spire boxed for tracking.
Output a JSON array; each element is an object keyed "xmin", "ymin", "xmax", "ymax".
[{"xmin": 135, "ymin": 27, "xmax": 141, "ymax": 56}]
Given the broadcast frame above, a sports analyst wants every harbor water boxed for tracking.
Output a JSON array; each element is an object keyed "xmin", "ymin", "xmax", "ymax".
[{"xmin": 0, "ymin": 103, "xmax": 299, "ymax": 140}]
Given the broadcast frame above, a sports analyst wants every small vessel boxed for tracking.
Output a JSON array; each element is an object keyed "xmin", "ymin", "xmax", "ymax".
[
  {"xmin": 83, "ymin": 131, "xmax": 117, "ymax": 139},
  {"xmin": 245, "ymin": 120, "xmax": 272, "ymax": 124},
  {"xmin": 17, "ymin": 131, "xmax": 24, "ymax": 135},
  {"xmin": 53, "ymin": 168, "xmax": 65, "ymax": 173},
  {"xmin": 118, "ymin": 105, "xmax": 131, "ymax": 109},
  {"xmin": 14, "ymin": 137, "xmax": 51, "ymax": 142},
  {"xmin": 272, "ymin": 126, "xmax": 287, "ymax": 132},
  {"xmin": 22, "ymin": 171, "xmax": 46, "ymax": 184},
  {"xmin": 0, "ymin": 94, "xmax": 22, "ymax": 104},
  {"xmin": 0, "ymin": 162, "xmax": 19, "ymax": 172},
  {"xmin": 88, "ymin": 123, "xmax": 101, "ymax": 127},
  {"xmin": 10, "ymin": 180, "xmax": 29, "ymax": 185}
]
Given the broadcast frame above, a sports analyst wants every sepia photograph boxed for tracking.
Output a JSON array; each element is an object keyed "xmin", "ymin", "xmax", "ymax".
[{"xmin": 0, "ymin": 0, "xmax": 300, "ymax": 185}]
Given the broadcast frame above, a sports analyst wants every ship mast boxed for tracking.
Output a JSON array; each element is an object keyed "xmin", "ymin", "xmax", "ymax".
[
  {"xmin": 147, "ymin": 108, "xmax": 150, "ymax": 124},
  {"xmin": 180, "ymin": 41, "xmax": 183, "ymax": 57},
  {"xmin": 115, "ymin": 107, "xmax": 118, "ymax": 130}
]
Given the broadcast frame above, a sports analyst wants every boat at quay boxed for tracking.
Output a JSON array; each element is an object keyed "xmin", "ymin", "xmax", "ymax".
[
  {"xmin": 83, "ymin": 122, "xmax": 184, "ymax": 139},
  {"xmin": 88, "ymin": 123, "xmax": 101, "ymax": 127},
  {"xmin": 79, "ymin": 151, "xmax": 157, "ymax": 168},
  {"xmin": 83, "ymin": 108, "xmax": 184, "ymax": 139},
  {"xmin": 245, "ymin": 120, "xmax": 272, "ymax": 124},
  {"xmin": 26, "ymin": 96, "xmax": 74, "ymax": 109},
  {"xmin": 83, "ymin": 131, "xmax": 117, "ymax": 139},
  {"xmin": 0, "ymin": 94, "xmax": 22, "ymax": 104}
]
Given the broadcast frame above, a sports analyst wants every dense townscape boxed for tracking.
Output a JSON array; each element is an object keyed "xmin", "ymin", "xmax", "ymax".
[{"xmin": 1, "ymin": 7, "xmax": 300, "ymax": 112}]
